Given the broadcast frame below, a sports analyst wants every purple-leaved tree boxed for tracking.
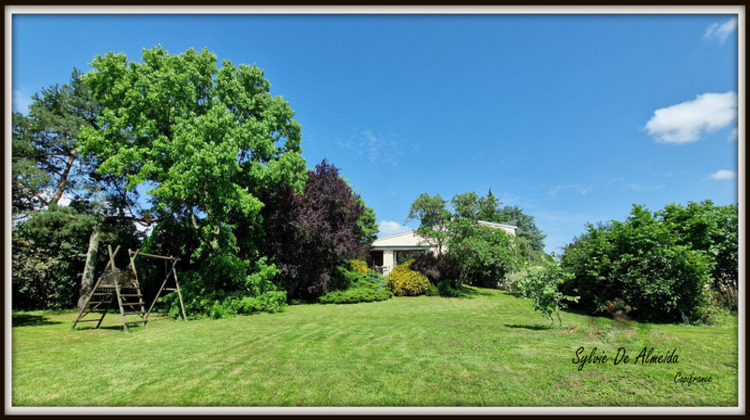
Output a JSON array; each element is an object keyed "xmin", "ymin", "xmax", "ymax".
[{"xmin": 262, "ymin": 160, "xmax": 369, "ymax": 300}]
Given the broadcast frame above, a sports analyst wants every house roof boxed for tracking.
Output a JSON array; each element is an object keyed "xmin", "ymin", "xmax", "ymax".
[
  {"xmin": 371, "ymin": 230, "xmax": 432, "ymax": 249},
  {"xmin": 370, "ymin": 220, "xmax": 518, "ymax": 249},
  {"xmin": 477, "ymin": 220, "xmax": 518, "ymax": 232}
]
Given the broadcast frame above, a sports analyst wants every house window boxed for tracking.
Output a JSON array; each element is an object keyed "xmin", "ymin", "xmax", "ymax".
[{"xmin": 395, "ymin": 250, "xmax": 426, "ymax": 266}]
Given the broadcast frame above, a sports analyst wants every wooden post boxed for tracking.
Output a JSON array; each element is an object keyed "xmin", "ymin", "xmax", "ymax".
[
  {"xmin": 72, "ymin": 245, "xmax": 120, "ymax": 329},
  {"xmin": 127, "ymin": 249, "xmax": 148, "ymax": 328},
  {"xmin": 145, "ymin": 266, "xmax": 171, "ymax": 320},
  {"xmin": 172, "ymin": 260, "xmax": 188, "ymax": 321},
  {"xmin": 110, "ymin": 245, "xmax": 128, "ymax": 332}
]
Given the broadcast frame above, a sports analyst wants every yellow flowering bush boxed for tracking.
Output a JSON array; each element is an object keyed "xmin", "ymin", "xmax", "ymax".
[
  {"xmin": 348, "ymin": 259, "xmax": 370, "ymax": 275},
  {"xmin": 386, "ymin": 260, "xmax": 429, "ymax": 296}
]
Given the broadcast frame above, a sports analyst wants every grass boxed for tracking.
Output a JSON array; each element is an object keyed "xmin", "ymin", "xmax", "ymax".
[{"xmin": 11, "ymin": 287, "xmax": 738, "ymax": 407}]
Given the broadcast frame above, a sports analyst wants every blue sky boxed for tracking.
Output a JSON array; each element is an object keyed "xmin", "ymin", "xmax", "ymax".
[{"xmin": 11, "ymin": 12, "xmax": 740, "ymax": 253}]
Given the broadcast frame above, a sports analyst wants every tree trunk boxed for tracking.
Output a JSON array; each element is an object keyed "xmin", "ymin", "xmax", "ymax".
[
  {"xmin": 49, "ymin": 148, "xmax": 76, "ymax": 205},
  {"xmin": 77, "ymin": 225, "xmax": 100, "ymax": 311}
]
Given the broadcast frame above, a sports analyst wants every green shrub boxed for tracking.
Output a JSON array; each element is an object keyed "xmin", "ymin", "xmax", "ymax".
[
  {"xmin": 561, "ymin": 205, "xmax": 714, "ymax": 324},
  {"xmin": 159, "ymin": 257, "xmax": 288, "ymax": 319},
  {"xmin": 386, "ymin": 260, "xmax": 429, "ymax": 296},
  {"xmin": 437, "ymin": 281, "xmax": 461, "ymax": 297},
  {"xmin": 517, "ymin": 258, "xmax": 578, "ymax": 327},
  {"xmin": 319, "ymin": 267, "xmax": 391, "ymax": 304},
  {"xmin": 411, "ymin": 252, "xmax": 462, "ymax": 289},
  {"xmin": 425, "ymin": 283, "xmax": 439, "ymax": 296},
  {"xmin": 659, "ymin": 201, "xmax": 738, "ymax": 311}
]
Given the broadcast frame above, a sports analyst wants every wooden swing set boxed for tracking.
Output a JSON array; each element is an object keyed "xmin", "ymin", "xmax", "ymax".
[{"xmin": 72, "ymin": 246, "xmax": 187, "ymax": 332}]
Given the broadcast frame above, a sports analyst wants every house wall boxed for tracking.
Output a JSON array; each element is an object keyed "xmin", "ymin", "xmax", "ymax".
[{"xmin": 383, "ymin": 250, "xmax": 394, "ymax": 276}]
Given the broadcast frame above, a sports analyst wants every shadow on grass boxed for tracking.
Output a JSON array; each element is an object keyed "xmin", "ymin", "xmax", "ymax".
[
  {"xmin": 438, "ymin": 286, "xmax": 495, "ymax": 299},
  {"xmin": 504, "ymin": 323, "xmax": 553, "ymax": 331},
  {"xmin": 12, "ymin": 313, "xmax": 62, "ymax": 327},
  {"xmin": 459, "ymin": 286, "xmax": 493, "ymax": 297}
]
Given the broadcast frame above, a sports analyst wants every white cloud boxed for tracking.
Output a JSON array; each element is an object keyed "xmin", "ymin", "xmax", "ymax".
[
  {"xmin": 711, "ymin": 169, "xmax": 737, "ymax": 180},
  {"xmin": 645, "ymin": 92, "xmax": 737, "ymax": 144},
  {"xmin": 703, "ymin": 17, "xmax": 738, "ymax": 44},
  {"xmin": 377, "ymin": 220, "xmax": 412, "ymax": 237}
]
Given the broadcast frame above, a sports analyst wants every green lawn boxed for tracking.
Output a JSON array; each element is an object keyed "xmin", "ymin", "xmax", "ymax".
[{"xmin": 11, "ymin": 287, "xmax": 738, "ymax": 407}]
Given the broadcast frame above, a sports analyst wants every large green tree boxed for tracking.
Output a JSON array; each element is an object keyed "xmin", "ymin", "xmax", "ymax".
[{"xmin": 79, "ymin": 46, "xmax": 306, "ymax": 272}]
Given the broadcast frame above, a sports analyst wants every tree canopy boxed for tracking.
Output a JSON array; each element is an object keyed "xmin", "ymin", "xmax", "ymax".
[
  {"xmin": 12, "ymin": 69, "xmax": 99, "ymax": 217},
  {"xmin": 79, "ymin": 46, "xmax": 307, "ymax": 264},
  {"xmin": 406, "ymin": 193, "xmax": 452, "ymax": 255}
]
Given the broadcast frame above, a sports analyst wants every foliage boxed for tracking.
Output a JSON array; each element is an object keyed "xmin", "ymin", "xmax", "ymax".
[
  {"xmin": 502, "ymin": 268, "xmax": 535, "ymax": 293},
  {"xmin": 495, "ymin": 205, "xmax": 547, "ymax": 254},
  {"xmin": 11, "ymin": 69, "xmax": 99, "ymax": 217},
  {"xmin": 437, "ymin": 281, "xmax": 461, "ymax": 297},
  {"xmin": 516, "ymin": 257, "xmax": 579, "ymax": 327},
  {"xmin": 478, "ymin": 188, "xmax": 503, "ymax": 222},
  {"xmin": 658, "ymin": 200, "xmax": 738, "ymax": 311},
  {"xmin": 11, "ymin": 205, "xmax": 141, "ymax": 310},
  {"xmin": 411, "ymin": 251, "xmax": 461, "ymax": 288},
  {"xmin": 386, "ymin": 260, "xmax": 430, "ymax": 296},
  {"xmin": 348, "ymin": 259, "xmax": 370, "ymax": 275},
  {"xmin": 450, "ymin": 190, "xmax": 546, "ymax": 253},
  {"xmin": 451, "ymin": 192, "xmax": 480, "ymax": 219},
  {"xmin": 357, "ymin": 202, "xmax": 380, "ymax": 246},
  {"xmin": 158, "ymin": 257, "xmax": 286, "ymax": 319},
  {"xmin": 406, "ymin": 189, "xmax": 545, "ymax": 290},
  {"xmin": 425, "ymin": 282, "xmax": 440, "ymax": 296},
  {"xmin": 561, "ymin": 204, "xmax": 715, "ymax": 324},
  {"xmin": 405, "ymin": 193, "xmax": 452, "ymax": 255},
  {"xmin": 446, "ymin": 217, "xmax": 524, "ymax": 288},
  {"xmin": 319, "ymin": 268, "xmax": 392, "ymax": 304},
  {"xmin": 261, "ymin": 160, "xmax": 370, "ymax": 301},
  {"xmin": 78, "ymin": 46, "xmax": 306, "ymax": 308}
]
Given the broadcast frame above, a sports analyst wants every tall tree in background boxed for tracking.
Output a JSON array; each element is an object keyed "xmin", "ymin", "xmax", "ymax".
[
  {"xmin": 497, "ymin": 205, "xmax": 547, "ymax": 253},
  {"xmin": 11, "ymin": 69, "xmax": 99, "ymax": 217},
  {"xmin": 406, "ymin": 193, "xmax": 452, "ymax": 256},
  {"xmin": 478, "ymin": 188, "xmax": 503, "ymax": 222},
  {"xmin": 451, "ymin": 192, "xmax": 480, "ymax": 219},
  {"xmin": 358, "ymin": 202, "xmax": 380, "ymax": 245},
  {"xmin": 447, "ymin": 189, "xmax": 547, "ymax": 254}
]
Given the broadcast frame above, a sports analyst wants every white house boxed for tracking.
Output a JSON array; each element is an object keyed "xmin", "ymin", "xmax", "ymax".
[{"xmin": 368, "ymin": 221, "xmax": 517, "ymax": 276}]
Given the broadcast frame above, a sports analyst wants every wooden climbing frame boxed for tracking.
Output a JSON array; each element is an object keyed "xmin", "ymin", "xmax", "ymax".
[
  {"xmin": 72, "ymin": 247, "xmax": 187, "ymax": 331},
  {"xmin": 129, "ymin": 249, "xmax": 187, "ymax": 322}
]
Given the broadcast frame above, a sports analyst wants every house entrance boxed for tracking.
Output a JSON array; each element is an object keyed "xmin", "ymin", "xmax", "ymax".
[{"xmin": 368, "ymin": 251, "xmax": 384, "ymax": 271}]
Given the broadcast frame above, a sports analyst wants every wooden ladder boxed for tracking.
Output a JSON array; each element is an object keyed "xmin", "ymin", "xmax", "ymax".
[{"xmin": 72, "ymin": 245, "xmax": 148, "ymax": 332}]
